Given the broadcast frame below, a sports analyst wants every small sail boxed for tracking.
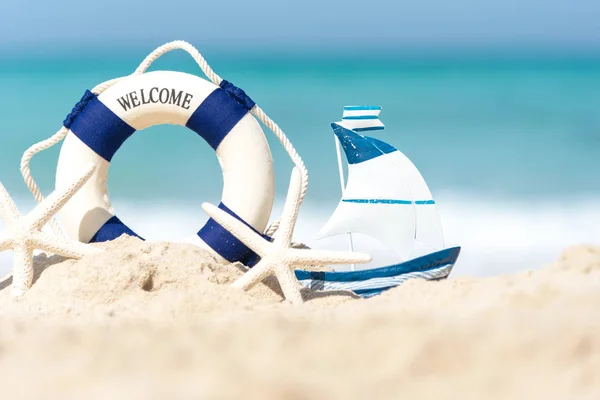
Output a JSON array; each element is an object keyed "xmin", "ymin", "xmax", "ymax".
[
  {"xmin": 319, "ymin": 123, "xmax": 445, "ymax": 261},
  {"xmin": 340, "ymin": 105, "xmax": 385, "ymax": 132}
]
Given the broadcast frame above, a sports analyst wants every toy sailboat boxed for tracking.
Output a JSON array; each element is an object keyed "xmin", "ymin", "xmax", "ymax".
[{"xmin": 295, "ymin": 106, "xmax": 461, "ymax": 298}]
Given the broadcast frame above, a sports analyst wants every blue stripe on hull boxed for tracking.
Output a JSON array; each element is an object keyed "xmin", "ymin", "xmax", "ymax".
[
  {"xmin": 298, "ymin": 263, "xmax": 454, "ymax": 295},
  {"xmin": 352, "ymin": 286, "xmax": 394, "ymax": 297},
  {"xmin": 355, "ymin": 270, "xmax": 451, "ymax": 298},
  {"xmin": 295, "ymin": 247, "xmax": 460, "ymax": 283}
]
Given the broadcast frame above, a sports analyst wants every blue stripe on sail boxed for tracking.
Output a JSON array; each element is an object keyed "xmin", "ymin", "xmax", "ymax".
[
  {"xmin": 343, "ymin": 199, "xmax": 435, "ymax": 205},
  {"xmin": 198, "ymin": 202, "xmax": 268, "ymax": 266},
  {"xmin": 331, "ymin": 123, "xmax": 387, "ymax": 164},
  {"xmin": 353, "ymin": 126, "xmax": 385, "ymax": 132},
  {"xmin": 343, "ymin": 105, "xmax": 382, "ymax": 111},
  {"xmin": 295, "ymin": 247, "xmax": 461, "ymax": 283},
  {"xmin": 363, "ymin": 136, "xmax": 397, "ymax": 154},
  {"xmin": 90, "ymin": 215, "xmax": 143, "ymax": 243},
  {"xmin": 342, "ymin": 115, "xmax": 379, "ymax": 120},
  {"xmin": 68, "ymin": 92, "xmax": 136, "ymax": 162},
  {"xmin": 186, "ymin": 87, "xmax": 250, "ymax": 150},
  {"xmin": 343, "ymin": 199, "xmax": 411, "ymax": 204}
]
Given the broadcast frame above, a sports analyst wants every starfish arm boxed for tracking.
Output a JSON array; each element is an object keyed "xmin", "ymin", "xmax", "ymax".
[
  {"xmin": 275, "ymin": 167, "xmax": 303, "ymax": 244},
  {"xmin": 0, "ymin": 180, "xmax": 21, "ymax": 222},
  {"xmin": 273, "ymin": 263, "xmax": 304, "ymax": 305},
  {"xmin": 0, "ymin": 230, "xmax": 11, "ymax": 252},
  {"xmin": 287, "ymin": 248, "xmax": 372, "ymax": 266},
  {"xmin": 11, "ymin": 244, "xmax": 34, "ymax": 297},
  {"xmin": 201, "ymin": 203, "xmax": 269, "ymax": 257},
  {"xmin": 26, "ymin": 164, "xmax": 96, "ymax": 230},
  {"xmin": 231, "ymin": 260, "xmax": 274, "ymax": 291},
  {"xmin": 34, "ymin": 231, "xmax": 99, "ymax": 259}
]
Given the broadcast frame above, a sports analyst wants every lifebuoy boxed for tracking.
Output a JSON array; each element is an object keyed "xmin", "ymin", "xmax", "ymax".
[{"xmin": 56, "ymin": 70, "xmax": 275, "ymax": 265}]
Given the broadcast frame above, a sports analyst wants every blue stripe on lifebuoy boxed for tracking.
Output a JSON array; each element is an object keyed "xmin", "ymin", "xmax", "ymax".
[
  {"xmin": 90, "ymin": 205, "xmax": 264, "ymax": 266},
  {"xmin": 198, "ymin": 202, "xmax": 265, "ymax": 266},
  {"xmin": 90, "ymin": 215, "xmax": 143, "ymax": 243},
  {"xmin": 219, "ymin": 80, "xmax": 256, "ymax": 111},
  {"xmin": 186, "ymin": 88, "xmax": 250, "ymax": 150},
  {"xmin": 69, "ymin": 94, "xmax": 136, "ymax": 162}
]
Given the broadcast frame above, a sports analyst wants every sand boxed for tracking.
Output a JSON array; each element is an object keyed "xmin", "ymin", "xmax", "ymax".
[{"xmin": 0, "ymin": 236, "xmax": 599, "ymax": 399}]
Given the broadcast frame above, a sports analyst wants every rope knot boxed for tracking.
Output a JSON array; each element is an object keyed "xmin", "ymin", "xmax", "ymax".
[
  {"xmin": 220, "ymin": 80, "xmax": 256, "ymax": 111},
  {"xmin": 63, "ymin": 90, "xmax": 96, "ymax": 130}
]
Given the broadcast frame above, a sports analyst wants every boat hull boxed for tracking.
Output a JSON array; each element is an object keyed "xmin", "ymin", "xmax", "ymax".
[{"xmin": 295, "ymin": 246, "xmax": 461, "ymax": 298}]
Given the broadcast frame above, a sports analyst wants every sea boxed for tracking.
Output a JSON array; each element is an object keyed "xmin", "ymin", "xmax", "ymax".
[{"xmin": 0, "ymin": 48, "xmax": 599, "ymax": 277}]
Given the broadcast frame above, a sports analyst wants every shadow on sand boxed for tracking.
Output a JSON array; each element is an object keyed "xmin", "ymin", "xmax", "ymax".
[{"xmin": 0, "ymin": 253, "xmax": 68, "ymax": 293}]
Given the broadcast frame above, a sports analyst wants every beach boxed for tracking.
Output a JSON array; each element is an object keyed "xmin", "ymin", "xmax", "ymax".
[
  {"xmin": 0, "ymin": 236, "xmax": 598, "ymax": 399},
  {"xmin": 1, "ymin": 1, "xmax": 599, "ymax": 398}
]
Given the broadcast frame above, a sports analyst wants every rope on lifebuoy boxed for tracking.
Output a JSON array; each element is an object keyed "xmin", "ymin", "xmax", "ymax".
[{"xmin": 20, "ymin": 40, "xmax": 307, "ymax": 238}]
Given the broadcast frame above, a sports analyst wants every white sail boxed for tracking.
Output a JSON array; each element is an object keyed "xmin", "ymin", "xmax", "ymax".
[
  {"xmin": 319, "ymin": 121, "xmax": 444, "ymax": 261},
  {"xmin": 388, "ymin": 148, "xmax": 445, "ymax": 255},
  {"xmin": 318, "ymin": 152, "xmax": 417, "ymax": 260}
]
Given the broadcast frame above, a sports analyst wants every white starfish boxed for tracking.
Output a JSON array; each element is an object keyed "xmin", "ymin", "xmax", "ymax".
[
  {"xmin": 0, "ymin": 164, "xmax": 100, "ymax": 296},
  {"xmin": 202, "ymin": 167, "xmax": 371, "ymax": 304}
]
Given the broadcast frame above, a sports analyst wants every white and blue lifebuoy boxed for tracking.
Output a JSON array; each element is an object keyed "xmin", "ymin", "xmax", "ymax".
[{"xmin": 56, "ymin": 70, "xmax": 275, "ymax": 265}]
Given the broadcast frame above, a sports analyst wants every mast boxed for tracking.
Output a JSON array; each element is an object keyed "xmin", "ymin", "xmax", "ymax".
[
  {"xmin": 331, "ymin": 105, "xmax": 385, "ymax": 271},
  {"xmin": 334, "ymin": 135, "xmax": 356, "ymax": 271}
]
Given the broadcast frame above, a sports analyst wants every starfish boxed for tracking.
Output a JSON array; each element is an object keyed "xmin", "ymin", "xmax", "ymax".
[
  {"xmin": 202, "ymin": 167, "xmax": 371, "ymax": 304},
  {"xmin": 0, "ymin": 164, "xmax": 101, "ymax": 296}
]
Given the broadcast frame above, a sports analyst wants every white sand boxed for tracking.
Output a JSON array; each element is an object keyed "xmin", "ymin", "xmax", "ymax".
[{"xmin": 0, "ymin": 236, "xmax": 599, "ymax": 399}]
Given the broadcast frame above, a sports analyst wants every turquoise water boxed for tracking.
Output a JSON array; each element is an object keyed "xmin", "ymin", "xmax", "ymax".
[{"xmin": 0, "ymin": 49, "xmax": 599, "ymax": 275}]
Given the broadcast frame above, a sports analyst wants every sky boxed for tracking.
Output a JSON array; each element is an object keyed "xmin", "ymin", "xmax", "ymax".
[{"xmin": 1, "ymin": 0, "xmax": 599, "ymax": 54}]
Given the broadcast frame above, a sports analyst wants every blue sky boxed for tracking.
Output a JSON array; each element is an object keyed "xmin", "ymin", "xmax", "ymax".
[{"xmin": 1, "ymin": 0, "xmax": 599, "ymax": 52}]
